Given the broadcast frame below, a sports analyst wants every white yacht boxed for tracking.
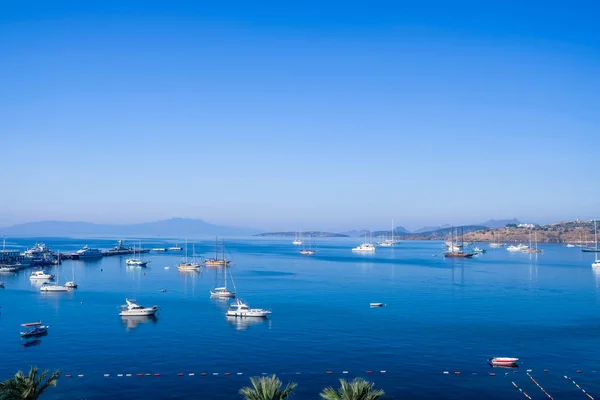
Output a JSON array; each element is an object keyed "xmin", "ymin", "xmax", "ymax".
[
  {"xmin": 126, "ymin": 242, "xmax": 149, "ymax": 267},
  {"xmin": 75, "ymin": 245, "xmax": 103, "ymax": 258},
  {"xmin": 352, "ymin": 243, "xmax": 376, "ymax": 253},
  {"xmin": 64, "ymin": 281, "xmax": 78, "ymax": 289},
  {"xmin": 226, "ymin": 299, "xmax": 271, "ymax": 318},
  {"xmin": 40, "ymin": 283, "xmax": 68, "ymax": 292},
  {"xmin": 126, "ymin": 259, "xmax": 149, "ymax": 267},
  {"xmin": 29, "ymin": 270, "xmax": 55, "ymax": 280},
  {"xmin": 119, "ymin": 299, "xmax": 159, "ymax": 316},
  {"xmin": 353, "ymin": 232, "xmax": 376, "ymax": 253},
  {"xmin": 23, "ymin": 243, "xmax": 53, "ymax": 259},
  {"xmin": 169, "ymin": 243, "xmax": 183, "ymax": 251},
  {"xmin": 566, "ymin": 243, "xmax": 576, "ymax": 248},
  {"xmin": 507, "ymin": 244, "xmax": 529, "ymax": 252},
  {"xmin": 152, "ymin": 248, "xmax": 168, "ymax": 252},
  {"xmin": 377, "ymin": 219, "xmax": 399, "ymax": 247}
]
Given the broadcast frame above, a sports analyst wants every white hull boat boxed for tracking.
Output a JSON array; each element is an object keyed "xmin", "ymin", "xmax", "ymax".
[
  {"xmin": 119, "ymin": 299, "xmax": 158, "ymax": 316},
  {"xmin": 370, "ymin": 303, "xmax": 384, "ymax": 307},
  {"xmin": 126, "ymin": 259, "xmax": 149, "ymax": 267},
  {"xmin": 30, "ymin": 270, "xmax": 55, "ymax": 280},
  {"xmin": 64, "ymin": 281, "xmax": 78, "ymax": 289},
  {"xmin": 226, "ymin": 299, "xmax": 271, "ymax": 318},
  {"xmin": 292, "ymin": 239, "xmax": 304, "ymax": 245},
  {"xmin": 507, "ymin": 244, "xmax": 528, "ymax": 252},
  {"xmin": 40, "ymin": 284, "xmax": 69, "ymax": 292},
  {"xmin": 489, "ymin": 357, "xmax": 519, "ymax": 366},
  {"xmin": 178, "ymin": 262, "xmax": 201, "ymax": 270},
  {"xmin": 211, "ymin": 287, "xmax": 236, "ymax": 298}
]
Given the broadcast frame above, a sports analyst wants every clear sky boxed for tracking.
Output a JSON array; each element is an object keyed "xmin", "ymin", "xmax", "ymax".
[{"xmin": 1, "ymin": 1, "xmax": 599, "ymax": 231}]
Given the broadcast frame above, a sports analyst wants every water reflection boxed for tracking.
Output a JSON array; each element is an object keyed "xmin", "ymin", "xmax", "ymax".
[
  {"xmin": 21, "ymin": 339, "xmax": 42, "ymax": 348},
  {"xmin": 226, "ymin": 316, "xmax": 270, "ymax": 331},
  {"xmin": 121, "ymin": 315, "xmax": 158, "ymax": 331}
]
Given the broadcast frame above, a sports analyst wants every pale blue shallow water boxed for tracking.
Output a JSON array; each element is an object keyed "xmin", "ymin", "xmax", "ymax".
[{"xmin": 1, "ymin": 237, "xmax": 599, "ymax": 399}]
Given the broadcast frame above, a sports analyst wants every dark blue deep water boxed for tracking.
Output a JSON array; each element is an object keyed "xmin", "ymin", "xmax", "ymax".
[{"xmin": 1, "ymin": 237, "xmax": 600, "ymax": 399}]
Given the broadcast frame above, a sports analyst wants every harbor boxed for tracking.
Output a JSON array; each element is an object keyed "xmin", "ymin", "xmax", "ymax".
[{"xmin": 1, "ymin": 236, "xmax": 600, "ymax": 399}]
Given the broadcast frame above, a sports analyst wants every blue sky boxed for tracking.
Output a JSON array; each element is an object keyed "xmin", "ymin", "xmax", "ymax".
[{"xmin": 1, "ymin": 1, "xmax": 599, "ymax": 231}]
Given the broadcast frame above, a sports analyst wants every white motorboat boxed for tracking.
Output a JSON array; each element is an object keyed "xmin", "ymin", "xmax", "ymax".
[
  {"xmin": 370, "ymin": 303, "xmax": 384, "ymax": 307},
  {"xmin": 507, "ymin": 244, "xmax": 528, "ymax": 252},
  {"xmin": 352, "ymin": 243, "xmax": 376, "ymax": 253},
  {"xmin": 0, "ymin": 265, "xmax": 20, "ymax": 273},
  {"xmin": 488, "ymin": 357, "xmax": 519, "ymax": 366},
  {"xmin": 30, "ymin": 270, "xmax": 55, "ymax": 280},
  {"xmin": 226, "ymin": 299, "xmax": 271, "ymax": 318},
  {"xmin": 169, "ymin": 243, "xmax": 182, "ymax": 251},
  {"xmin": 74, "ymin": 245, "xmax": 103, "ymax": 258},
  {"xmin": 210, "ymin": 266, "xmax": 236, "ymax": 298},
  {"xmin": 40, "ymin": 283, "xmax": 68, "ymax": 292},
  {"xmin": 119, "ymin": 299, "xmax": 159, "ymax": 316},
  {"xmin": 566, "ymin": 243, "xmax": 576, "ymax": 248},
  {"xmin": 152, "ymin": 248, "xmax": 167, "ymax": 252},
  {"xmin": 20, "ymin": 321, "xmax": 49, "ymax": 338},
  {"xmin": 64, "ymin": 281, "xmax": 78, "ymax": 289},
  {"xmin": 126, "ymin": 259, "xmax": 149, "ymax": 267}
]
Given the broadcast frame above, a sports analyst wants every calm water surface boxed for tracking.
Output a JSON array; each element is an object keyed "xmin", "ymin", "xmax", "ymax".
[{"xmin": 1, "ymin": 237, "xmax": 599, "ymax": 399}]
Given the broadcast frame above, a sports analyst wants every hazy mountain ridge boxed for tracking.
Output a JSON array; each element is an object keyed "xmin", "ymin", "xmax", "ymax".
[{"xmin": 0, "ymin": 218, "xmax": 257, "ymax": 237}]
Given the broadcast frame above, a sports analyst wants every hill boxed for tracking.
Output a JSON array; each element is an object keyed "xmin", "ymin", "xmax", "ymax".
[
  {"xmin": 0, "ymin": 218, "xmax": 257, "ymax": 237},
  {"xmin": 479, "ymin": 218, "xmax": 521, "ymax": 229},
  {"xmin": 463, "ymin": 220, "xmax": 598, "ymax": 243}
]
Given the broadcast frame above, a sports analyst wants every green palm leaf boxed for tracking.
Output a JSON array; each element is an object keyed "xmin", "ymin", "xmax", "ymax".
[
  {"xmin": 320, "ymin": 377, "xmax": 385, "ymax": 400},
  {"xmin": 239, "ymin": 375, "xmax": 297, "ymax": 400}
]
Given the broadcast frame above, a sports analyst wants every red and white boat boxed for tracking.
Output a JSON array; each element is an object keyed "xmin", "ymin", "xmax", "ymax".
[{"xmin": 488, "ymin": 357, "xmax": 519, "ymax": 366}]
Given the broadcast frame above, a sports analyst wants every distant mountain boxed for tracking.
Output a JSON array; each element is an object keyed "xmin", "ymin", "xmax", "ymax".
[
  {"xmin": 479, "ymin": 218, "xmax": 521, "ymax": 229},
  {"xmin": 254, "ymin": 231, "xmax": 349, "ymax": 238},
  {"xmin": 0, "ymin": 218, "xmax": 257, "ymax": 237},
  {"xmin": 404, "ymin": 225, "xmax": 488, "ymax": 238},
  {"xmin": 341, "ymin": 226, "xmax": 409, "ymax": 237},
  {"xmin": 413, "ymin": 224, "xmax": 452, "ymax": 234}
]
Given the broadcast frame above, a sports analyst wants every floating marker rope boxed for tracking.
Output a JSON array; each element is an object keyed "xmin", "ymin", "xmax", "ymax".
[
  {"xmin": 512, "ymin": 381, "xmax": 532, "ymax": 399},
  {"xmin": 565, "ymin": 375, "xmax": 595, "ymax": 400},
  {"xmin": 528, "ymin": 373, "xmax": 554, "ymax": 400}
]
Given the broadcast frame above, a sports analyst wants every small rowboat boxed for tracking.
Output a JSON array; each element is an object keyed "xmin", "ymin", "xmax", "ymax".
[
  {"xmin": 489, "ymin": 357, "xmax": 519, "ymax": 366},
  {"xmin": 369, "ymin": 303, "xmax": 384, "ymax": 307}
]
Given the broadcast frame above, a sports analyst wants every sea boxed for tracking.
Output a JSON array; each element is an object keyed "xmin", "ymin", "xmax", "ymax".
[{"xmin": 1, "ymin": 237, "xmax": 599, "ymax": 399}]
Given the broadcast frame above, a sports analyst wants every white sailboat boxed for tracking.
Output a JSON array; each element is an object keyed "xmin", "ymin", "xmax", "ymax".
[
  {"xmin": 591, "ymin": 220, "xmax": 600, "ymax": 268},
  {"xmin": 40, "ymin": 258, "xmax": 68, "ymax": 292},
  {"xmin": 65, "ymin": 255, "xmax": 78, "ymax": 288},
  {"xmin": 292, "ymin": 231, "xmax": 304, "ymax": 246},
  {"xmin": 378, "ymin": 219, "xmax": 399, "ymax": 247},
  {"xmin": 299, "ymin": 235, "xmax": 317, "ymax": 255},
  {"xmin": 210, "ymin": 262, "xmax": 236, "ymax": 298}
]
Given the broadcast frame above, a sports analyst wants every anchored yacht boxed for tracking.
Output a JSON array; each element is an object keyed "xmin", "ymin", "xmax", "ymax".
[
  {"xmin": 30, "ymin": 270, "xmax": 54, "ymax": 280},
  {"xmin": 226, "ymin": 299, "xmax": 271, "ymax": 318},
  {"xmin": 119, "ymin": 299, "xmax": 159, "ymax": 316},
  {"xmin": 74, "ymin": 245, "xmax": 103, "ymax": 258}
]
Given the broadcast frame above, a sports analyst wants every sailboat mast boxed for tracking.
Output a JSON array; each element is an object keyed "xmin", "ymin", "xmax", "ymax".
[
  {"xmin": 215, "ymin": 237, "xmax": 218, "ymax": 260},
  {"xmin": 391, "ymin": 218, "xmax": 394, "ymax": 243}
]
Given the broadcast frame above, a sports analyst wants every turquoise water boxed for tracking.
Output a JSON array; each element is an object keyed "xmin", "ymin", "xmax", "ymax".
[{"xmin": 1, "ymin": 237, "xmax": 599, "ymax": 399}]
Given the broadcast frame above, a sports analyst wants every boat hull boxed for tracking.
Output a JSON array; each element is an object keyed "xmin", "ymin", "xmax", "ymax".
[
  {"xmin": 226, "ymin": 310, "xmax": 270, "ymax": 318},
  {"xmin": 120, "ymin": 307, "xmax": 158, "ymax": 317}
]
